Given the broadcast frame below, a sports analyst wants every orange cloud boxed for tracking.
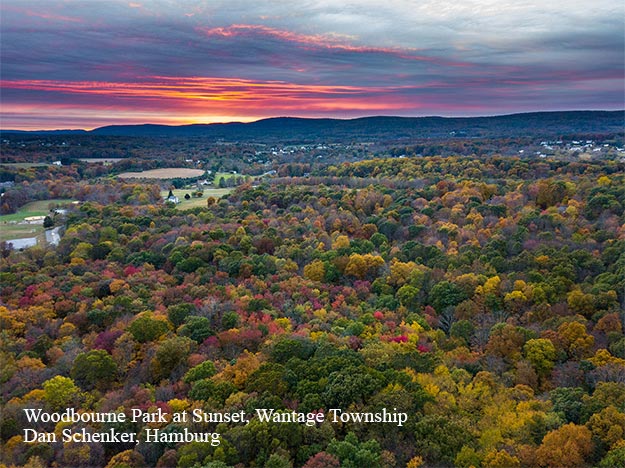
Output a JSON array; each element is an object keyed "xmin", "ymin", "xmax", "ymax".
[
  {"xmin": 1, "ymin": 76, "xmax": 428, "ymax": 129},
  {"xmin": 1, "ymin": 76, "xmax": 416, "ymax": 108},
  {"xmin": 199, "ymin": 24, "xmax": 355, "ymax": 49}
]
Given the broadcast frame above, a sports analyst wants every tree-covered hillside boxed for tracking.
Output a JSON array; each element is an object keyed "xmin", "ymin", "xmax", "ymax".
[{"xmin": 1, "ymin": 156, "xmax": 624, "ymax": 468}]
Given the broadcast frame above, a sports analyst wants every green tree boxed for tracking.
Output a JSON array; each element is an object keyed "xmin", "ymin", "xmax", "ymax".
[
  {"xmin": 428, "ymin": 281, "xmax": 467, "ymax": 313},
  {"xmin": 151, "ymin": 336, "xmax": 194, "ymax": 382},
  {"xmin": 397, "ymin": 285, "xmax": 420, "ymax": 310},
  {"xmin": 167, "ymin": 303, "xmax": 195, "ymax": 328},
  {"xmin": 598, "ymin": 442, "xmax": 625, "ymax": 467},
  {"xmin": 450, "ymin": 320, "xmax": 475, "ymax": 345},
  {"xmin": 326, "ymin": 432, "xmax": 381, "ymax": 468},
  {"xmin": 265, "ymin": 453, "xmax": 292, "ymax": 468},
  {"xmin": 413, "ymin": 415, "xmax": 472, "ymax": 465},
  {"xmin": 221, "ymin": 311, "xmax": 240, "ymax": 329},
  {"xmin": 271, "ymin": 337, "xmax": 316, "ymax": 364},
  {"xmin": 71, "ymin": 350, "xmax": 117, "ymax": 390},
  {"xmin": 128, "ymin": 315, "xmax": 168, "ymax": 343},
  {"xmin": 323, "ymin": 367, "xmax": 384, "ymax": 408},
  {"xmin": 183, "ymin": 361, "xmax": 217, "ymax": 384},
  {"xmin": 178, "ymin": 316, "xmax": 213, "ymax": 343},
  {"xmin": 551, "ymin": 387, "xmax": 586, "ymax": 424},
  {"xmin": 455, "ymin": 446, "xmax": 482, "ymax": 468}
]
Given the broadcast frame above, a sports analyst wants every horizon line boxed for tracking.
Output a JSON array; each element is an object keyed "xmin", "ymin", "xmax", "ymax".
[{"xmin": 1, "ymin": 109, "xmax": 623, "ymax": 133}]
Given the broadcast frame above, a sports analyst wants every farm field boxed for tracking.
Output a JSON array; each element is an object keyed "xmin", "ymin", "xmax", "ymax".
[
  {"xmin": 78, "ymin": 158, "xmax": 124, "ymax": 163},
  {"xmin": 160, "ymin": 188, "xmax": 232, "ymax": 209},
  {"xmin": 213, "ymin": 171, "xmax": 250, "ymax": 186},
  {"xmin": 117, "ymin": 168, "xmax": 205, "ymax": 179},
  {"xmin": 0, "ymin": 199, "xmax": 73, "ymax": 241},
  {"xmin": 0, "ymin": 224, "xmax": 42, "ymax": 243}
]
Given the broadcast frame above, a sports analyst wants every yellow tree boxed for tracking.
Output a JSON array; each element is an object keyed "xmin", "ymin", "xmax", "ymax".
[
  {"xmin": 387, "ymin": 259, "xmax": 417, "ymax": 287},
  {"xmin": 42, "ymin": 376, "xmax": 80, "ymax": 410},
  {"xmin": 345, "ymin": 253, "xmax": 384, "ymax": 279},
  {"xmin": 586, "ymin": 406, "xmax": 625, "ymax": 450},
  {"xmin": 558, "ymin": 321, "xmax": 594, "ymax": 358},
  {"xmin": 483, "ymin": 449, "xmax": 521, "ymax": 468},
  {"xmin": 524, "ymin": 338, "xmax": 557, "ymax": 377},
  {"xmin": 304, "ymin": 260, "xmax": 326, "ymax": 282}
]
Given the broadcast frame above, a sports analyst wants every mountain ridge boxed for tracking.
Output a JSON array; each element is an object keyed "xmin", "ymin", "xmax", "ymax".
[{"xmin": 2, "ymin": 110, "xmax": 623, "ymax": 141}]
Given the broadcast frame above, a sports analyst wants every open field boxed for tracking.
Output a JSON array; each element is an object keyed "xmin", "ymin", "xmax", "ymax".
[
  {"xmin": 79, "ymin": 158, "xmax": 124, "ymax": 163},
  {"xmin": 118, "ymin": 168, "xmax": 204, "ymax": 179},
  {"xmin": 0, "ymin": 199, "xmax": 73, "ymax": 241},
  {"xmin": 161, "ymin": 188, "xmax": 232, "ymax": 209},
  {"xmin": 0, "ymin": 224, "xmax": 43, "ymax": 242},
  {"xmin": 214, "ymin": 172, "xmax": 250, "ymax": 186}
]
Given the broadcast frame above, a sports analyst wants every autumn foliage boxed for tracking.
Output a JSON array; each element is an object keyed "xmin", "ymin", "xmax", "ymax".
[{"xmin": 1, "ymin": 155, "xmax": 624, "ymax": 467}]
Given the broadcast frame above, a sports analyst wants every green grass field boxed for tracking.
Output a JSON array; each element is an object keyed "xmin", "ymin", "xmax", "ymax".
[
  {"xmin": 0, "ymin": 199, "xmax": 73, "ymax": 241},
  {"xmin": 161, "ymin": 188, "xmax": 232, "ymax": 209},
  {"xmin": 0, "ymin": 224, "xmax": 43, "ymax": 242},
  {"xmin": 118, "ymin": 168, "xmax": 205, "ymax": 179},
  {"xmin": 213, "ymin": 172, "xmax": 250, "ymax": 187},
  {"xmin": 78, "ymin": 158, "xmax": 124, "ymax": 163}
]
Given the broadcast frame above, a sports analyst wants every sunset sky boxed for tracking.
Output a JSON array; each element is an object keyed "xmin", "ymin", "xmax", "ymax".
[{"xmin": 1, "ymin": 0, "xmax": 623, "ymax": 129}]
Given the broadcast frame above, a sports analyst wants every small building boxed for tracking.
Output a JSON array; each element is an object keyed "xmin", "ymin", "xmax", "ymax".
[{"xmin": 24, "ymin": 215, "xmax": 46, "ymax": 224}]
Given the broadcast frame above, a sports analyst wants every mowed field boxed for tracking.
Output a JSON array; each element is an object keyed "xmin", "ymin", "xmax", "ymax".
[
  {"xmin": 0, "ymin": 199, "xmax": 73, "ymax": 241},
  {"xmin": 214, "ymin": 172, "xmax": 250, "ymax": 186},
  {"xmin": 79, "ymin": 158, "xmax": 124, "ymax": 163},
  {"xmin": 161, "ymin": 188, "xmax": 233, "ymax": 209},
  {"xmin": 118, "ymin": 168, "xmax": 204, "ymax": 179}
]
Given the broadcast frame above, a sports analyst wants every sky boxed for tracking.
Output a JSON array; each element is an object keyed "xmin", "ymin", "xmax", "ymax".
[{"xmin": 1, "ymin": 0, "xmax": 623, "ymax": 129}]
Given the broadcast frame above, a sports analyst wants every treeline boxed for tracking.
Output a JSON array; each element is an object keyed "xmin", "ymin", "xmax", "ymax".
[
  {"xmin": 269, "ymin": 176, "xmax": 426, "ymax": 190},
  {"xmin": 0, "ymin": 135, "xmax": 262, "ymax": 173},
  {"xmin": 0, "ymin": 175, "xmax": 161, "ymax": 214},
  {"xmin": 327, "ymin": 156, "xmax": 625, "ymax": 180}
]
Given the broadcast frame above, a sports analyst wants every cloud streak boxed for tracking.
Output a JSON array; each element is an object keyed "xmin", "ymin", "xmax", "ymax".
[{"xmin": 1, "ymin": 0, "xmax": 622, "ymax": 129}]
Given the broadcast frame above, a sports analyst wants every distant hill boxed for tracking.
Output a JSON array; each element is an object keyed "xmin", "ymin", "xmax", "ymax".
[
  {"xmin": 1, "ymin": 129, "xmax": 88, "ymax": 135},
  {"xmin": 3, "ymin": 111, "xmax": 623, "ymax": 142}
]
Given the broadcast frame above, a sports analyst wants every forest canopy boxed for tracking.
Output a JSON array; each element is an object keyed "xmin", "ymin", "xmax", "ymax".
[{"xmin": 1, "ymin": 154, "xmax": 625, "ymax": 468}]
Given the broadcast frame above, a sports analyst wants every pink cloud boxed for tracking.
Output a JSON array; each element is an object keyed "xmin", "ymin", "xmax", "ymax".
[
  {"xmin": 2, "ymin": 4, "xmax": 83, "ymax": 23},
  {"xmin": 197, "ymin": 24, "xmax": 473, "ymax": 67}
]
